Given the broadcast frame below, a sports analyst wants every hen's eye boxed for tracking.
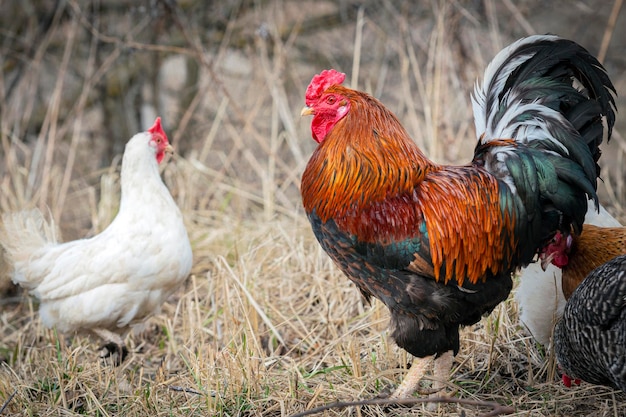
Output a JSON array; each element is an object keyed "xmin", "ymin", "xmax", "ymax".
[{"xmin": 326, "ymin": 96, "xmax": 336, "ymax": 105}]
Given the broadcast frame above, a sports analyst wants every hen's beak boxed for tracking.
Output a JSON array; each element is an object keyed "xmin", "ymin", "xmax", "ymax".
[
  {"xmin": 164, "ymin": 144, "xmax": 174, "ymax": 154},
  {"xmin": 300, "ymin": 106, "xmax": 314, "ymax": 117},
  {"xmin": 540, "ymin": 253, "xmax": 555, "ymax": 271}
]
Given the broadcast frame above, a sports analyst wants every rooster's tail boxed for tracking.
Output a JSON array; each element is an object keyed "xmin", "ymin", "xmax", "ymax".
[
  {"xmin": 471, "ymin": 35, "xmax": 616, "ymax": 262},
  {"xmin": 0, "ymin": 209, "xmax": 59, "ymax": 288}
]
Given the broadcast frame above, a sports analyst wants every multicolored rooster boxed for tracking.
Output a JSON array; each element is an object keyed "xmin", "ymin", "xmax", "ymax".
[{"xmin": 300, "ymin": 35, "xmax": 616, "ymax": 397}]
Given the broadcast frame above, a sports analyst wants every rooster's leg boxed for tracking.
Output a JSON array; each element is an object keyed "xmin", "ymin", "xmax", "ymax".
[
  {"xmin": 425, "ymin": 350, "xmax": 454, "ymax": 411},
  {"xmin": 390, "ymin": 355, "xmax": 433, "ymax": 398},
  {"xmin": 92, "ymin": 328, "xmax": 128, "ymax": 365},
  {"xmin": 431, "ymin": 350, "xmax": 453, "ymax": 394}
]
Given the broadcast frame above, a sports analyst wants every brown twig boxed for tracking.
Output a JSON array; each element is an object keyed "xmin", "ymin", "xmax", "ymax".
[
  {"xmin": 597, "ymin": 0, "xmax": 623, "ymax": 64},
  {"xmin": 288, "ymin": 396, "xmax": 515, "ymax": 417},
  {"xmin": 167, "ymin": 385, "xmax": 213, "ymax": 396}
]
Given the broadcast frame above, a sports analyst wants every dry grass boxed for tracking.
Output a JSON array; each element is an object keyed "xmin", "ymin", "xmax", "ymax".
[{"xmin": 1, "ymin": 0, "xmax": 626, "ymax": 416}]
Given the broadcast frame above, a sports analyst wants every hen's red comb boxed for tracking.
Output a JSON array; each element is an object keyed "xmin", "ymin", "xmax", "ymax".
[
  {"xmin": 305, "ymin": 69, "xmax": 346, "ymax": 106},
  {"xmin": 148, "ymin": 117, "xmax": 166, "ymax": 138}
]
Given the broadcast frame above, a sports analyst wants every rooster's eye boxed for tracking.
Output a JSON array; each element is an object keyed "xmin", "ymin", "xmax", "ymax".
[{"xmin": 326, "ymin": 96, "xmax": 336, "ymax": 105}]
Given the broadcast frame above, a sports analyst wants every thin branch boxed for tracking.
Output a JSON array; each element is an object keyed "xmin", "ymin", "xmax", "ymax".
[
  {"xmin": 501, "ymin": 0, "xmax": 535, "ymax": 36},
  {"xmin": 0, "ymin": 390, "xmax": 17, "ymax": 415},
  {"xmin": 288, "ymin": 396, "xmax": 515, "ymax": 417},
  {"xmin": 167, "ymin": 385, "xmax": 215, "ymax": 397},
  {"xmin": 350, "ymin": 6, "xmax": 365, "ymax": 90},
  {"xmin": 67, "ymin": 0, "xmax": 193, "ymax": 56},
  {"xmin": 597, "ymin": 0, "xmax": 623, "ymax": 64}
]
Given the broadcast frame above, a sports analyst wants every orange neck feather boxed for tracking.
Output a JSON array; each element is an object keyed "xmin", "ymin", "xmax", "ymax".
[
  {"xmin": 562, "ymin": 225, "xmax": 626, "ymax": 298},
  {"xmin": 416, "ymin": 169, "xmax": 517, "ymax": 284},
  {"xmin": 301, "ymin": 87, "xmax": 518, "ymax": 285},
  {"xmin": 302, "ymin": 87, "xmax": 436, "ymax": 223}
]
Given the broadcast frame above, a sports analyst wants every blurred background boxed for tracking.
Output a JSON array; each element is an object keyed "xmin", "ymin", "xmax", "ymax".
[{"xmin": 1, "ymin": 0, "xmax": 624, "ymax": 239}]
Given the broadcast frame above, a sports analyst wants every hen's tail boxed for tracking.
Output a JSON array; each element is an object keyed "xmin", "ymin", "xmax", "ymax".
[
  {"xmin": 0, "ymin": 209, "xmax": 59, "ymax": 288},
  {"xmin": 471, "ymin": 35, "xmax": 616, "ymax": 261}
]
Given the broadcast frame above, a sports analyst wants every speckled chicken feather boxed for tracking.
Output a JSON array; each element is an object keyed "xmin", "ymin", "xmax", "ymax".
[
  {"xmin": 554, "ymin": 255, "xmax": 626, "ymax": 391},
  {"xmin": 561, "ymin": 225, "xmax": 626, "ymax": 299}
]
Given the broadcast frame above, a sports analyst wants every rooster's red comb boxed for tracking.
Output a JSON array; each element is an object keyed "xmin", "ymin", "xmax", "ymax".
[
  {"xmin": 305, "ymin": 69, "xmax": 346, "ymax": 106},
  {"xmin": 148, "ymin": 117, "xmax": 166, "ymax": 138}
]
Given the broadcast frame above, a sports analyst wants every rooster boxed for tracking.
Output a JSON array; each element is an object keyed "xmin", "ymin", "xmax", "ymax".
[
  {"xmin": 553, "ymin": 254, "xmax": 626, "ymax": 392},
  {"xmin": 300, "ymin": 35, "xmax": 616, "ymax": 398},
  {"xmin": 515, "ymin": 201, "xmax": 623, "ymax": 346},
  {"xmin": 0, "ymin": 117, "xmax": 193, "ymax": 363}
]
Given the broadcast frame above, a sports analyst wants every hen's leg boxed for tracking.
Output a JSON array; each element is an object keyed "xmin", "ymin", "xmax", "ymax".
[
  {"xmin": 93, "ymin": 328, "xmax": 128, "ymax": 365},
  {"xmin": 390, "ymin": 355, "xmax": 433, "ymax": 398}
]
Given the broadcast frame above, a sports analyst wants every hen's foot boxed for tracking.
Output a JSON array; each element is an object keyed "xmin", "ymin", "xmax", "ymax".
[
  {"xmin": 98, "ymin": 342, "xmax": 128, "ymax": 365},
  {"xmin": 93, "ymin": 328, "xmax": 128, "ymax": 366}
]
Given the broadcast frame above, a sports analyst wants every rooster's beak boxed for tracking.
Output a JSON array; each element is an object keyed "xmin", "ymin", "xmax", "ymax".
[
  {"xmin": 164, "ymin": 144, "xmax": 174, "ymax": 154},
  {"xmin": 300, "ymin": 106, "xmax": 314, "ymax": 117}
]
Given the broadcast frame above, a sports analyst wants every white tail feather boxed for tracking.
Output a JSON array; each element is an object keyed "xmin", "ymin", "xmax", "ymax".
[{"xmin": 0, "ymin": 209, "xmax": 60, "ymax": 285}]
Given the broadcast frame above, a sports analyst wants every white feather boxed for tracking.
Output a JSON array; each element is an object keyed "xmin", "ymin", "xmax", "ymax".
[
  {"xmin": 0, "ymin": 130, "xmax": 193, "ymax": 335},
  {"xmin": 470, "ymin": 34, "xmax": 594, "ymax": 212},
  {"xmin": 472, "ymin": 34, "xmax": 560, "ymax": 139}
]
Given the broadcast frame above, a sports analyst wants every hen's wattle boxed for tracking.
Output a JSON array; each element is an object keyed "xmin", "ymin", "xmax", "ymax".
[{"xmin": 516, "ymin": 201, "xmax": 622, "ymax": 347}]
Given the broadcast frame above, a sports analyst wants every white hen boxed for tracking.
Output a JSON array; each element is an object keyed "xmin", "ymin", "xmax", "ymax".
[
  {"xmin": 515, "ymin": 200, "xmax": 621, "ymax": 346},
  {"xmin": 0, "ymin": 117, "xmax": 193, "ymax": 362}
]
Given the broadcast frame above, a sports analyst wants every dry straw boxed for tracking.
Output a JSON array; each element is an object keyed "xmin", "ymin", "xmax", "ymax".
[{"xmin": 1, "ymin": 0, "xmax": 625, "ymax": 416}]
